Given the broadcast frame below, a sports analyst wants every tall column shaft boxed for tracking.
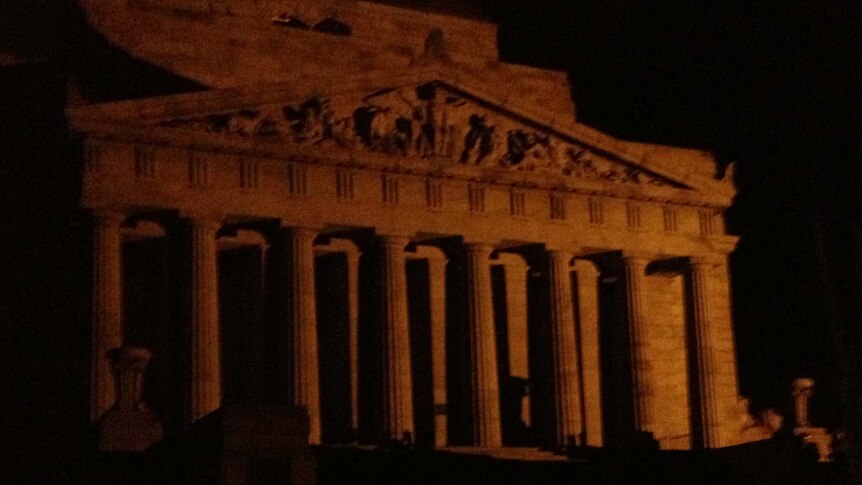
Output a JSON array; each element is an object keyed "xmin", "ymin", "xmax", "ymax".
[
  {"xmin": 188, "ymin": 218, "xmax": 221, "ymax": 422},
  {"xmin": 427, "ymin": 254, "xmax": 449, "ymax": 448},
  {"xmin": 549, "ymin": 250, "xmax": 583, "ymax": 447},
  {"xmin": 466, "ymin": 243, "xmax": 502, "ymax": 446},
  {"xmin": 91, "ymin": 210, "xmax": 125, "ymax": 422},
  {"xmin": 283, "ymin": 228, "xmax": 321, "ymax": 443},
  {"xmin": 690, "ymin": 258, "xmax": 720, "ymax": 447},
  {"xmin": 622, "ymin": 256, "xmax": 655, "ymax": 435},
  {"xmin": 345, "ymin": 250, "xmax": 361, "ymax": 436},
  {"xmin": 380, "ymin": 235, "xmax": 414, "ymax": 442},
  {"xmin": 502, "ymin": 256, "xmax": 530, "ymax": 427},
  {"xmin": 573, "ymin": 259, "xmax": 603, "ymax": 447}
]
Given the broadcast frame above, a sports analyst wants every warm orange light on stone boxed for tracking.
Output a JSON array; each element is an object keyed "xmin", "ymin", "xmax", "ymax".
[{"xmin": 75, "ymin": 0, "xmax": 756, "ymax": 459}]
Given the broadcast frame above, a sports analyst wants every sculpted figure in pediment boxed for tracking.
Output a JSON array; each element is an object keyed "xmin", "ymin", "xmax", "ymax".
[{"xmin": 156, "ymin": 82, "xmax": 679, "ymax": 187}]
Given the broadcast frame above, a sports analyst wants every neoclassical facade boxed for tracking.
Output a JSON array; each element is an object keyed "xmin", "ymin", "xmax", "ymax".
[{"xmin": 72, "ymin": 0, "xmax": 747, "ymax": 453}]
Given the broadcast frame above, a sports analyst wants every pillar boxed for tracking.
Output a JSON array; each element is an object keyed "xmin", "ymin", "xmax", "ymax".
[
  {"xmin": 573, "ymin": 259, "xmax": 603, "ymax": 447},
  {"xmin": 466, "ymin": 243, "xmax": 502, "ymax": 446},
  {"xmin": 91, "ymin": 209, "xmax": 125, "ymax": 422},
  {"xmin": 500, "ymin": 255, "xmax": 530, "ymax": 429},
  {"xmin": 548, "ymin": 250, "xmax": 583, "ymax": 447},
  {"xmin": 793, "ymin": 378, "xmax": 816, "ymax": 428},
  {"xmin": 345, "ymin": 249, "xmax": 361, "ymax": 437},
  {"xmin": 622, "ymin": 255, "xmax": 655, "ymax": 436},
  {"xmin": 282, "ymin": 227, "xmax": 321, "ymax": 443},
  {"xmin": 690, "ymin": 257, "xmax": 722, "ymax": 447},
  {"xmin": 426, "ymin": 251, "xmax": 449, "ymax": 447},
  {"xmin": 187, "ymin": 217, "xmax": 221, "ymax": 422},
  {"xmin": 379, "ymin": 235, "xmax": 414, "ymax": 443}
]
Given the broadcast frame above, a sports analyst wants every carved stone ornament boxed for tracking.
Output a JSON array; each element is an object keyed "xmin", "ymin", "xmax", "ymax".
[{"xmin": 156, "ymin": 82, "xmax": 682, "ymax": 187}]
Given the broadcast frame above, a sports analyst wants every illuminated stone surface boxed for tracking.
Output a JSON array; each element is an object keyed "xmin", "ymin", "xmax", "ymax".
[{"xmin": 75, "ymin": 0, "xmax": 754, "ymax": 456}]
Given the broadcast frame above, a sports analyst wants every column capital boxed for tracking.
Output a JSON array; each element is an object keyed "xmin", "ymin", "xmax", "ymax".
[
  {"xmin": 181, "ymin": 214, "xmax": 223, "ymax": 231},
  {"xmin": 572, "ymin": 258, "xmax": 600, "ymax": 275},
  {"xmin": 91, "ymin": 208, "xmax": 126, "ymax": 224},
  {"xmin": 548, "ymin": 249, "xmax": 574, "ymax": 262},
  {"xmin": 107, "ymin": 346, "xmax": 153, "ymax": 372},
  {"xmin": 494, "ymin": 252, "xmax": 528, "ymax": 270},
  {"xmin": 320, "ymin": 237, "xmax": 362, "ymax": 256},
  {"xmin": 378, "ymin": 234, "xmax": 412, "ymax": 249},
  {"xmin": 545, "ymin": 243, "xmax": 582, "ymax": 253},
  {"xmin": 620, "ymin": 251, "xmax": 654, "ymax": 265},
  {"xmin": 411, "ymin": 245, "xmax": 448, "ymax": 263},
  {"xmin": 280, "ymin": 225, "xmax": 319, "ymax": 235},
  {"xmin": 689, "ymin": 255, "xmax": 722, "ymax": 269},
  {"xmin": 465, "ymin": 242, "xmax": 495, "ymax": 255}
]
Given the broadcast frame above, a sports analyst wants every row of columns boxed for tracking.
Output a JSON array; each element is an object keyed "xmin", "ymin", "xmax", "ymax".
[{"xmin": 91, "ymin": 209, "xmax": 725, "ymax": 449}]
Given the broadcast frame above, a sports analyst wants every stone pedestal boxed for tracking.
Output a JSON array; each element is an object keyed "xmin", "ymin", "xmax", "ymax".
[
  {"xmin": 379, "ymin": 235, "xmax": 414, "ymax": 444},
  {"xmin": 99, "ymin": 347, "xmax": 163, "ymax": 451},
  {"xmin": 466, "ymin": 243, "xmax": 502, "ymax": 446},
  {"xmin": 154, "ymin": 405, "xmax": 315, "ymax": 485}
]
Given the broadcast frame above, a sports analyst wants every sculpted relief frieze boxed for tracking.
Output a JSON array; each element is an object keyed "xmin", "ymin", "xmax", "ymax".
[{"xmin": 155, "ymin": 82, "xmax": 683, "ymax": 188}]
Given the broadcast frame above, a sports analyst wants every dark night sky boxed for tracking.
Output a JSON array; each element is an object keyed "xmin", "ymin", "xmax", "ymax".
[{"xmin": 1, "ymin": 0, "xmax": 861, "ymax": 481}]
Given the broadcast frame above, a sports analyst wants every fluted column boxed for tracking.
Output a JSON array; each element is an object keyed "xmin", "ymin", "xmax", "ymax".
[
  {"xmin": 426, "ymin": 251, "xmax": 449, "ymax": 448},
  {"xmin": 622, "ymin": 255, "xmax": 655, "ymax": 436},
  {"xmin": 379, "ymin": 235, "xmax": 414, "ymax": 443},
  {"xmin": 573, "ymin": 259, "xmax": 603, "ymax": 447},
  {"xmin": 466, "ymin": 243, "xmax": 502, "ymax": 446},
  {"xmin": 91, "ymin": 209, "xmax": 125, "ymax": 422},
  {"xmin": 690, "ymin": 257, "xmax": 720, "ymax": 447},
  {"xmin": 549, "ymin": 250, "xmax": 583, "ymax": 447},
  {"xmin": 187, "ymin": 217, "xmax": 221, "ymax": 422},
  {"xmin": 282, "ymin": 227, "xmax": 321, "ymax": 443}
]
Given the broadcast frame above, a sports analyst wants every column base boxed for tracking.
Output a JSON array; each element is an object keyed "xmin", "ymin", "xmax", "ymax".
[{"xmin": 794, "ymin": 426, "xmax": 834, "ymax": 463}]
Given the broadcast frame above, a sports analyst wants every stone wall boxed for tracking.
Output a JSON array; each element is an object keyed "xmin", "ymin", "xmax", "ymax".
[
  {"xmin": 645, "ymin": 272, "xmax": 692, "ymax": 449},
  {"xmin": 79, "ymin": 0, "xmax": 576, "ymax": 121}
]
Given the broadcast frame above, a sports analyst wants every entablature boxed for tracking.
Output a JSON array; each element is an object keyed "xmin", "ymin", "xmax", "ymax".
[{"xmin": 80, "ymin": 136, "xmax": 737, "ymax": 258}]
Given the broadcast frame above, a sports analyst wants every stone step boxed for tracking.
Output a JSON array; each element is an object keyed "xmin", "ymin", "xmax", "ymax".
[{"xmin": 441, "ymin": 446, "xmax": 568, "ymax": 462}]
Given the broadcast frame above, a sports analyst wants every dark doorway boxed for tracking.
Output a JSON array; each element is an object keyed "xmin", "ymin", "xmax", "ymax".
[{"xmin": 218, "ymin": 246, "xmax": 266, "ymax": 406}]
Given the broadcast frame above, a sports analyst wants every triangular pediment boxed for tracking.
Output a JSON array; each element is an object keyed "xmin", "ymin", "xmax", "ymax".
[
  {"xmin": 70, "ymin": 69, "xmax": 737, "ymax": 205},
  {"xmin": 144, "ymin": 81, "xmax": 685, "ymax": 189}
]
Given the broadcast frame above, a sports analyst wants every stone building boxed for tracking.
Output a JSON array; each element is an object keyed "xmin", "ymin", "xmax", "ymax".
[{"xmin": 72, "ymin": 0, "xmax": 749, "ymax": 456}]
